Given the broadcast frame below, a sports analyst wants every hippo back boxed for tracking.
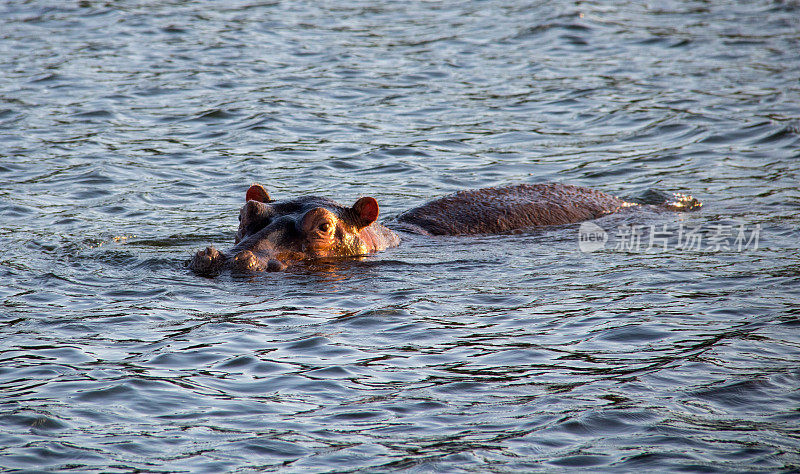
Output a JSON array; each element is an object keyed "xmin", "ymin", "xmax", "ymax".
[{"xmin": 395, "ymin": 183, "xmax": 632, "ymax": 235}]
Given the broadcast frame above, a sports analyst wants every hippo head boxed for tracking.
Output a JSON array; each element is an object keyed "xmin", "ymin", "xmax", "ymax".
[
  {"xmin": 189, "ymin": 184, "xmax": 400, "ymax": 275},
  {"xmin": 189, "ymin": 184, "xmax": 392, "ymax": 274}
]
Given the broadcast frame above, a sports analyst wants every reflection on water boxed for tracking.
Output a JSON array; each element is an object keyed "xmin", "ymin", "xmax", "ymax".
[{"xmin": 1, "ymin": 0, "xmax": 799, "ymax": 471}]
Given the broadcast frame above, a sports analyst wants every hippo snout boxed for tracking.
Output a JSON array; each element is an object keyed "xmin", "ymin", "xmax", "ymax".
[{"xmin": 229, "ymin": 250, "xmax": 290, "ymax": 273}]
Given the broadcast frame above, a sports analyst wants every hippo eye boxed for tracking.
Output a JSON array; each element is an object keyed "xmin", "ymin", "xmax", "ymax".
[{"xmin": 318, "ymin": 222, "xmax": 331, "ymax": 232}]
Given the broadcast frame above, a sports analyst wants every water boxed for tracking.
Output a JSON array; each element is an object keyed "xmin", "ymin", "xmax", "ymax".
[{"xmin": 1, "ymin": 0, "xmax": 799, "ymax": 471}]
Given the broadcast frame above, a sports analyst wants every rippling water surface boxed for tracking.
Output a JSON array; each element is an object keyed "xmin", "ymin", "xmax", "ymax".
[{"xmin": 2, "ymin": 1, "xmax": 799, "ymax": 471}]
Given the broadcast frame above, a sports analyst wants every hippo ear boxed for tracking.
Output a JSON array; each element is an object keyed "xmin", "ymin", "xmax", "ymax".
[
  {"xmin": 246, "ymin": 184, "xmax": 270, "ymax": 203},
  {"xmin": 351, "ymin": 197, "xmax": 379, "ymax": 228}
]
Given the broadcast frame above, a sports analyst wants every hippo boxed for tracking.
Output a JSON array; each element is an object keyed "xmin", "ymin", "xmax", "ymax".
[{"xmin": 188, "ymin": 182, "xmax": 701, "ymax": 275}]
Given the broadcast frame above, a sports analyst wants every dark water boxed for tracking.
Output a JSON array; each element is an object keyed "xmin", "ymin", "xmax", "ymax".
[{"xmin": 2, "ymin": 0, "xmax": 799, "ymax": 471}]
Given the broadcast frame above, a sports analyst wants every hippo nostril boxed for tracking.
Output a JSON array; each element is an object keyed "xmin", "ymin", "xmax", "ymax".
[{"xmin": 266, "ymin": 259, "xmax": 286, "ymax": 272}]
